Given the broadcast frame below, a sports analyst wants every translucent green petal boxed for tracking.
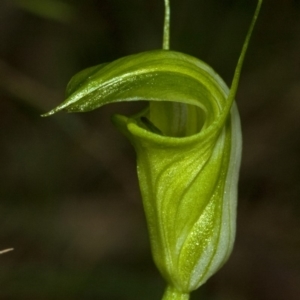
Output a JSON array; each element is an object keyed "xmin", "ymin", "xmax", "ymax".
[
  {"xmin": 44, "ymin": 48, "xmax": 241, "ymax": 292},
  {"xmin": 42, "ymin": 0, "xmax": 262, "ymax": 296},
  {"xmin": 111, "ymin": 86, "xmax": 241, "ymax": 292},
  {"xmin": 43, "ymin": 50, "xmax": 227, "ymax": 135}
]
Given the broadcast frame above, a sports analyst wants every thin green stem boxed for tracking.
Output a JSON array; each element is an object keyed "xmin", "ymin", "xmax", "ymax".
[
  {"xmin": 155, "ymin": 0, "xmax": 189, "ymax": 137},
  {"xmin": 162, "ymin": 286, "xmax": 190, "ymax": 300},
  {"xmin": 163, "ymin": 0, "xmax": 170, "ymax": 50},
  {"xmin": 227, "ymin": 0, "xmax": 263, "ymax": 106},
  {"xmin": 200, "ymin": 0, "xmax": 262, "ymax": 139}
]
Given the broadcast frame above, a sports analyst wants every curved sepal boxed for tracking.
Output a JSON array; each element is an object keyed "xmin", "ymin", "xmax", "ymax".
[{"xmin": 43, "ymin": 50, "xmax": 230, "ymax": 136}]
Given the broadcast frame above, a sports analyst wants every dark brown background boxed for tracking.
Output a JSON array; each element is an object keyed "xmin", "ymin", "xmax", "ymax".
[{"xmin": 1, "ymin": 0, "xmax": 299, "ymax": 299}]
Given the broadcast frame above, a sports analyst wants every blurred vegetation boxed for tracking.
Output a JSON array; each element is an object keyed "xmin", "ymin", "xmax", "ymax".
[{"xmin": 0, "ymin": 0, "xmax": 300, "ymax": 299}]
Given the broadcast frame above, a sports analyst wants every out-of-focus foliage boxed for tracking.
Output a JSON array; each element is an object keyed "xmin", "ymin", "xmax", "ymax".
[
  {"xmin": 0, "ymin": 0, "xmax": 300, "ymax": 299},
  {"xmin": 13, "ymin": 0, "xmax": 76, "ymax": 23}
]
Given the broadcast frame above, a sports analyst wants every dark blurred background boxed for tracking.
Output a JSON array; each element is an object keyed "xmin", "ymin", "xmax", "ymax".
[{"xmin": 0, "ymin": 0, "xmax": 300, "ymax": 299}]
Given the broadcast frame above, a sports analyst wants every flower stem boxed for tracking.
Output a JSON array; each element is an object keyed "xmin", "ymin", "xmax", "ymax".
[
  {"xmin": 224, "ymin": 0, "xmax": 263, "ymax": 119},
  {"xmin": 154, "ymin": 0, "xmax": 190, "ymax": 137},
  {"xmin": 163, "ymin": 0, "xmax": 170, "ymax": 50},
  {"xmin": 162, "ymin": 286, "xmax": 190, "ymax": 300}
]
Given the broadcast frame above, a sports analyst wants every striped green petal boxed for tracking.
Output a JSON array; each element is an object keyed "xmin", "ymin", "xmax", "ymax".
[
  {"xmin": 44, "ymin": 49, "xmax": 241, "ymax": 293},
  {"xmin": 43, "ymin": 1, "xmax": 262, "ymax": 298},
  {"xmin": 111, "ymin": 74, "xmax": 241, "ymax": 293}
]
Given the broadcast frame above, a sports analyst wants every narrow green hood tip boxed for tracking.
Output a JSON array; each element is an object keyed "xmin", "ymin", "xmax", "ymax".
[{"xmin": 43, "ymin": 0, "xmax": 262, "ymax": 299}]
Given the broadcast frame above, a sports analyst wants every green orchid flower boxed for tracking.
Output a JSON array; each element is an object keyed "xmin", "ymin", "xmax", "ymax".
[{"xmin": 43, "ymin": 0, "xmax": 262, "ymax": 299}]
